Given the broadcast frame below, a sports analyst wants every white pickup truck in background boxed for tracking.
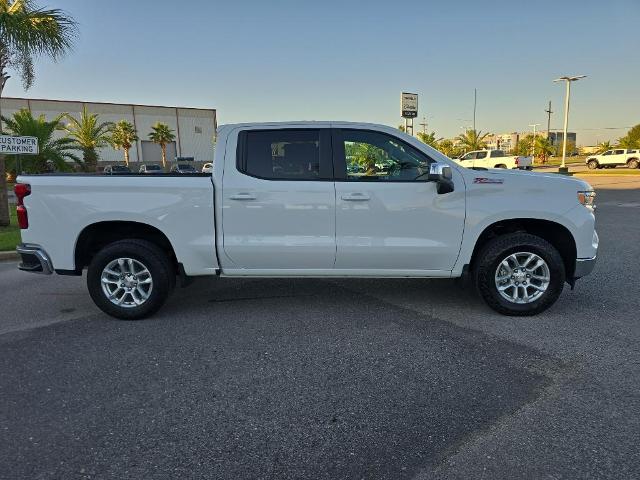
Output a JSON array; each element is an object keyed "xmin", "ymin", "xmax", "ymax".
[
  {"xmin": 456, "ymin": 149, "xmax": 533, "ymax": 170},
  {"xmin": 585, "ymin": 149, "xmax": 640, "ymax": 169},
  {"xmin": 15, "ymin": 122, "xmax": 598, "ymax": 319}
]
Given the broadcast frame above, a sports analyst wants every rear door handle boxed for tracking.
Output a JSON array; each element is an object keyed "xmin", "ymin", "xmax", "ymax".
[
  {"xmin": 341, "ymin": 193, "xmax": 370, "ymax": 201},
  {"xmin": 229, "ymin": 193, "xmax": 257, "ymax": 200}
]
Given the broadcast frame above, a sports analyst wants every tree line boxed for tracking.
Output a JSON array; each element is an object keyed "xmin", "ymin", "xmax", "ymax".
[
  {"xmin": 407, "ymin": 124, "xmax": 640, "ymax": 162},
  {"xmin": 2, "ymin": 107, "xmax": 177, "ymax": 175},
  {"xmin": 594, "ymin": 125, "xmax": 640, "ymax": 153}
]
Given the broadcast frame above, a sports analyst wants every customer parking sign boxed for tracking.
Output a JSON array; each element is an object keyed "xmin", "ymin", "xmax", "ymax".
[{"xmin": 0, "ymin": 135, "xmax": 39, "ymax": 155}]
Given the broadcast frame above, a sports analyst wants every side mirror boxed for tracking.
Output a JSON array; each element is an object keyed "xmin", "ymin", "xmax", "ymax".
[{"xmin": 428, "ymin": 162, "xmax": 454, "ymax": 194}]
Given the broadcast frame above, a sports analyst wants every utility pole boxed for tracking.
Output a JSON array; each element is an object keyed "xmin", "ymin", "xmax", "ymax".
[
  {"xmin": 529, "ymin": 123, "xmax": 541, "ymax": 164},
  {"xmin": 473, "ymin": 88, "xmax": 477, "ymax": 132},
  {"xmin": 545, "ymin": 101, "xmax": 553, "ymax": 140},
  {"xmin": 419, "ymin": 116, "xmax": 428, "ymax": 134}
]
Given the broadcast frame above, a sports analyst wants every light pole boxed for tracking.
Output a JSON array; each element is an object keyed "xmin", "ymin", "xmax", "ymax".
[
  {"xmin": 553, "ymin": 75, "xmax": 586, "ymax": 173},
  {"xmin": 529, "ymin": 123, "xmax": 540, "ymax": 164}
]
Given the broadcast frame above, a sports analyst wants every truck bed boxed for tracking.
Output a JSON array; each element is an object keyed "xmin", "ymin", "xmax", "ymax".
[{"xmin": 17, "ymin": 174, "xmax": 219, "ymax": 276}]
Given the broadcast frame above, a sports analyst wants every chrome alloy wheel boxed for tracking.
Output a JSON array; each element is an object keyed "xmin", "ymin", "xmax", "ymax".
[
  {"xmin": 101, "ymin": 258, "xmax": 153, "ymax": 308},
  {"xmin": 494, "ymin": 252, "xmax": 550, "ymax": 304}
]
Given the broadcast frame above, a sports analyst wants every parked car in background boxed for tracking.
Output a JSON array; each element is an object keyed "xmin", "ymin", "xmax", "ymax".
[
  {"xmin": 103, "ymin": 165, "xmax": 131, "ymax": 175},
  {"xmin": 456, "ymin": 150, "xmax": 533, "ymax": 170},
  {"xmin": 202, "ymin": 163, "xmax": 213, "ymax": 173},
  {"xmin": 139, "ymin": 164, "xmax": 164, "ymax": 174},
  {"xmin": 15, "ymin": 121, "xmax": 597, "ymax": 320},
  {"xmin": 585, "ymin": 149, "xmax": 640, "ymax": 169},
  {"xmin": 170, "ymin": 163, "xmax": 198, "ymax": 174}
]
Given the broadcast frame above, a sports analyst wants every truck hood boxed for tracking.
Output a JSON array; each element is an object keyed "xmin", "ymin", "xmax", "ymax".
[
  {"xmin": 457, "ymin": 167, "xmax": 594, "ymax": 216},
  {"xmin": 459, "ymin": 167, "xmax": 593, "ymax": 191}
]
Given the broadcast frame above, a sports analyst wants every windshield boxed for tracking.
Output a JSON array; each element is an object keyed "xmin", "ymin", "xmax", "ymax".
[
  {"xmin": 146, "ymin": 165, "xmax": 161, "ymax": 170},
  {"xmin": 112, "ymin": 166, "xmax": 130, "ymax": 172}
]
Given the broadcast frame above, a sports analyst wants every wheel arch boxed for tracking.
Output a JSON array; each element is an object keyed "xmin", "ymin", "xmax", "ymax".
[
  {"xmin": 469, "ymin": 218, "xmax": 577, "ymax": 281},
  {"xmin": 73, "ymin": 221, "xmax": 179, "ymax": 274}
]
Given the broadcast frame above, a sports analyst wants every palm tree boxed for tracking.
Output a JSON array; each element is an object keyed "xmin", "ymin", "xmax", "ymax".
[
  {"xmin": 455, "ymin": 129, "xmax": 489, "ymax": 153},
  {"xmin": 617, "ymin": 137, "xmax": 638, "ymax": 149},
  {"xmin": 148, "ymin": 122, "xmax": 175, "ymax": 169},
  {"xmin": 0, "ymin": 0, "xmax": 78, "ymax": 225},
  {"xmin": 2, "ymin": 108, "xmax": 79, "ymax": 172},
  {"xmin": 596, "ymin": 141, "xmax": 613, "ymax": 154},
  {"xmin": 534, "ymin": 136, "xmax": 554, "ymax": 164},
  {"xmin": 110, "ymin": 120, "xmax": 138, "ymax": 166},
  {"xmin": 437, "ymin": 139, "xmax": 461, "ymax": 159},
  {"xmin": 416, "ymin": 131, "xmax": 441, "ymax": 149},
  {"xmin": 62, "ymin": 106, "xmax": 112, "ymax": 171}
]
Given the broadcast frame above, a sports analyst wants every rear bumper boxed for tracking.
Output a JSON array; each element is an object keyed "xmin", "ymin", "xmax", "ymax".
[
  {"xmin": 574, "ymin": 256, "xmax": 596, "ymax": 279},
  {"xmin": 16, "ymin": 243, "xmax": 53, "ymax": 275}
]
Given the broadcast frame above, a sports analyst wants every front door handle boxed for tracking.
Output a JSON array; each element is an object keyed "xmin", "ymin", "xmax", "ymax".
[
  {"xmin": 229, "ymin": 193, "xmax": 257, "ymax": 200},
  {"xmin": 341, "ymin": 193, "xmax": 370, "ymax": 201}
]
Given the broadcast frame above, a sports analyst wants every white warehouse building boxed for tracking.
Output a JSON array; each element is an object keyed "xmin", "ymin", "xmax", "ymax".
[{"xmin": 0, "ymin": 97, "xmax": 217, "ymax": 165}]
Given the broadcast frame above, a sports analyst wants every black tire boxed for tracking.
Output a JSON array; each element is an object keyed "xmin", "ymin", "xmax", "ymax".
[
  {"xmin": 587, "ymin": 159, "xmax": 599, "ymax": 170},
  {"xmin": 474, "ymin": 233, "xmax": 566, "ymax": 316},
  {"xmin": 494, "ymin": 164, "xmax": 507, "ymax": 169},
  {"xmin": 87, "ymin": 239, "xmax": 175, "ymax": 320},
  {"xmin": 627, "ymin": 158, "xmax": 639, "ymax": 169}
]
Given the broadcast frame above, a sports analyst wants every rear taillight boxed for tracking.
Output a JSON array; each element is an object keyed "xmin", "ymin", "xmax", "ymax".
[
  {"xmin": 14, "ymin": 183, "xmax": 31, "ymax": 229},
  {"xmin": 515, "ymin": 157, "xmax": 520, "ymax": 166}
]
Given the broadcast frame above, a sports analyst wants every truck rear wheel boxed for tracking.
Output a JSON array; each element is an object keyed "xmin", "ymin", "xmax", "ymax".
[
  {"xmin": 87, "ymin": 239, "xmax": 175, "ymax": 320},
  {"xmin": 474, "ymin": 233, "xmax": 565, "ymax": 316},
  {"xmin": 627, "ymin": 158, "xmax": 639, "ymax": 169}
]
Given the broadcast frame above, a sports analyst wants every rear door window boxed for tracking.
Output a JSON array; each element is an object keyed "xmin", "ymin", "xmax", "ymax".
[{"xmin": 238, "ymin": 129, "xmax": 331, "ymax": 180}]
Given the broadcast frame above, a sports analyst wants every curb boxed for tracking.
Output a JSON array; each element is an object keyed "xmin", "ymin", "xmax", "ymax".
[{"xmin": 0, "ymin": 250, "xmax": 19, "ymax": 261}]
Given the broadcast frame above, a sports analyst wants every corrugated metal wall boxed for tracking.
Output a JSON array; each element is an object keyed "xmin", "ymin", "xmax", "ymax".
[{"xmin": 0, "ymin": 98, "xmax": 216, "ymax": 165}]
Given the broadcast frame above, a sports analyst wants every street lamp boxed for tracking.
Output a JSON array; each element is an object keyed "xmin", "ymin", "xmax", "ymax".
[
  {"xmin": 529, "ymin": 123, "xmax": 540, "ymax": 165},
  {"xmin": 553, "ymin": 75, "xmax": 586, "ymax": 172}
]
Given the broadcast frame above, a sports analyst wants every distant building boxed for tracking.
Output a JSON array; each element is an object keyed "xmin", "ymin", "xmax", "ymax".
[
  {"xmin": 547, "ymin": 131, "xmax": 577, "ymax": 151},
  {"xmin": 1, "ymin": 97, "xmax": 217, "ymax": 165},
  {"xmin": 484, "ymin": 133, "xmax": 519, "ymax": 153}
]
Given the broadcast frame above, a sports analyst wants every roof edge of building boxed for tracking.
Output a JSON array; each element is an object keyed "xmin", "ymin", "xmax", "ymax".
[{"xmin": 1, "ymin": 96, "xmax": 216, "ymax": 113}]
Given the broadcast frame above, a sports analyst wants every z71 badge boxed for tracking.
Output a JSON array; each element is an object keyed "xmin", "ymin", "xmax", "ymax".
[{"xmin": 473, "ymin": 177, "xmax": 504, "ymax": 184}]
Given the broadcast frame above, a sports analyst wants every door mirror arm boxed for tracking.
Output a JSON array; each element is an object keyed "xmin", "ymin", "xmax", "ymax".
[{"xmin": 428, "ymin": 162, "xmax": 455, "ymax": 194}]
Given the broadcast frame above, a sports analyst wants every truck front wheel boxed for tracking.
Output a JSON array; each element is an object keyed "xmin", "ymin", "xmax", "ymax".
[
  {"xmin": 587, "ymin": 160, "xmax": 599, "ymax": 169},
  {"xmin": 87, "ymin": 239, "xmax": 175, "ymax": 320},
  {"xmin": 627, "ymin": 158, "xmax": 639, "ymax": 169},
  {"xmin": 474, "ymin": 233, "xmax": 565, "ymax": 316}
]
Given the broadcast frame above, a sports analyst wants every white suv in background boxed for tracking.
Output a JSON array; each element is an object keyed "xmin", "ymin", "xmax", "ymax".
[{"xmin": 586, "ymin": 149, "xmax": 640, "ymax": 169}]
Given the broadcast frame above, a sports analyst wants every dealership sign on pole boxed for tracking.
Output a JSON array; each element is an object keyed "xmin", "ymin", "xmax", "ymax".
[
  {"xmin": 0, "ymin": 135, "xmax": 39, "ymax": 155},
  {"xmin": 400, "ymin": 92, "xmax": 418, "ymax": 118}
]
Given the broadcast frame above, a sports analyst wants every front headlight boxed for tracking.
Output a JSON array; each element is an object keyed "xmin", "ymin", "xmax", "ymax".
[{"xmin": 577, "ymin": 190, "xmax": 596, "ymax": 209}]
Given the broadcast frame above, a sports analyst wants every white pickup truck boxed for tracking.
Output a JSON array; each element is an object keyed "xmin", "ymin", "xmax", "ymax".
[
  {"xmin": 456, "ymin": 149, "xmax": 533, "ymax": 170},
  {"xmin": 585, "ymin": 149, "xmax": 640, "ymax": 169},
  {"xmin": 15, "ymin": 122, "xmax": 598, "ymax": 319}
]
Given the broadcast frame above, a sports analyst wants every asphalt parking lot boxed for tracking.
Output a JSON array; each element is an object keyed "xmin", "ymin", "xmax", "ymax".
[{"xmin": 1, "ymin": 175, "xmax": 639, "ymax": 480}]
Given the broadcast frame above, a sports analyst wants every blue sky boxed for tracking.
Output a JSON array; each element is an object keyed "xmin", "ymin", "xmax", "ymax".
[{"xmin": 4, "ymin": 0, "xmax": 639, "ymax": 145}]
